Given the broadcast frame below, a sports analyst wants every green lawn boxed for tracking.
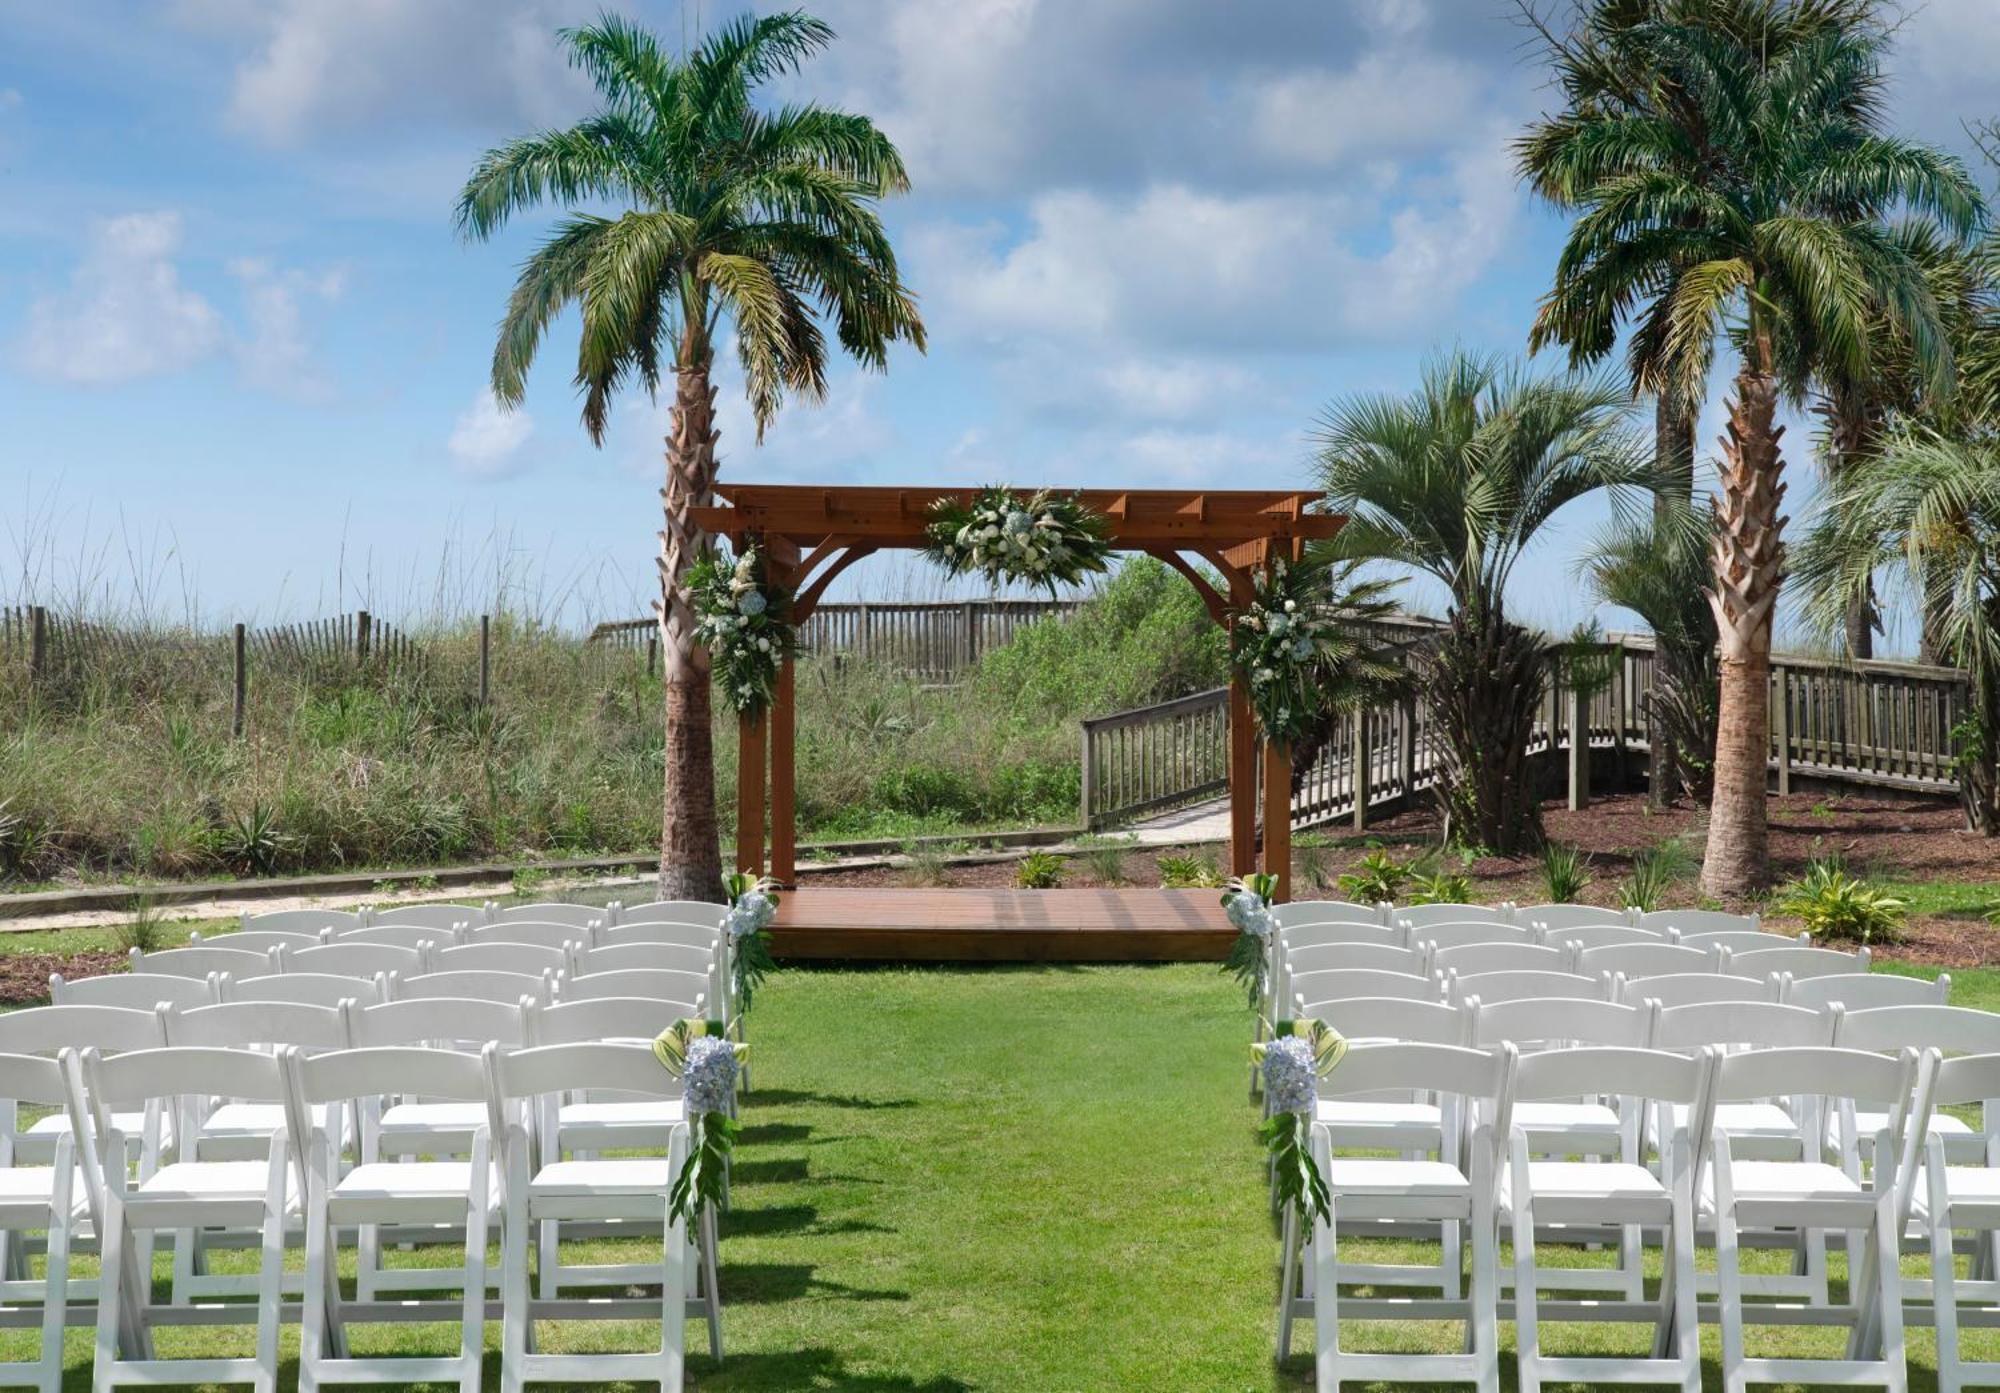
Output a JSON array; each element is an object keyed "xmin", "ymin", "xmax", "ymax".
[{"xmin": 7, "ymin": 956, "xmax": 2000, "ymax": 1388}]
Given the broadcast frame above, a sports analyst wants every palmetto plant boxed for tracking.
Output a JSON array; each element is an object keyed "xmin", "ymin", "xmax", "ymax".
[
  {"xmin": 1313, "ymin": 350, "xmax": 1657, "ymax": 852},
  {"xmin": 1521, "ymin": 0, "xmax": 1984, "ymax": 894},
  {"xmin": 457, "ymin": 14, "xmax": 924, "ymax": 899}
]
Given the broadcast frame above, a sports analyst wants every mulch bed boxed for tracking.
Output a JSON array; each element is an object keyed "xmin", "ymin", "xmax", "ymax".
[{"xmin": 0, "ymin": 950, "xmax": 127, "ymax": 1007}]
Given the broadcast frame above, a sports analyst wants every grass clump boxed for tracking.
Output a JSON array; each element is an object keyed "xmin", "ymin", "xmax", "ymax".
[
  {"xmin": 898, "ymin": 839, "xmax": 960, "ymax": 888},
  {"xmin": 1016, "ymin": 850, "xmax": 1065, "ymax": 889},
  {"xmin": 1074, "ymin": 834, "xmax": 1135, "ymax": 886},
  {"xmin": 1619, "ymin": 836, "xmax": 1695, "ymax": 912},
  {"xmin": 1778, "ymin": 855, "xmax": 1907, "ymax": 944},
  {"xmin": 1540, "ymin": 842, "xmax": 1593, "ymax": 903},
  {"xmin": 1158, "ymin": 852, "xmax": 1222, "ymax": 889},
  {"xmin": 1290, "ymin": 832, "xmax": 1335, "ymax": 894}
]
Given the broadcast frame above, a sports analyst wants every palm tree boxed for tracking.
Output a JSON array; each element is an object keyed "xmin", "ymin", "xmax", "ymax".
[
  {"xmin": 1581, "ymin": 499, "xmax": 1720, "ymax": 801},
  {"xmin": 1312, "ymin": 350, "xmax": 1657, "ymax": 852},
  {"xmin": 1794, "ymin": 432, "xmax": 2000, "ymax": 832},
  {"xmin": 456, "ymin": 14, "xmax": 925, "ymax": 899},
  {"xmin": 1522, "ymin": 1, "xmax": 1983, "ymax": 895}
]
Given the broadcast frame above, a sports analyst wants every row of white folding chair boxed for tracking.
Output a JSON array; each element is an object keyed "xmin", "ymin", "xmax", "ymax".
[
  {"xmin": 72, "ymin": 1039, "xmax": 699, "ymax": 1393},
  {"xmin": 1283, "ymin": 1039, "xmax": 1926, "ymax": 1393},
  {"xmin": 1277, "ymin": 896, "xmax": 1764, "ymax": 937},
  {"xmin": 134, "ymin": 934, "xmax": 722, "ymax": 988}
]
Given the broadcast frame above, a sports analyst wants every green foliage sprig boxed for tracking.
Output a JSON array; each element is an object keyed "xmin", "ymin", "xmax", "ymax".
[
  {"xmin": 924, "ymin": 487, "xmax": 1112, "ymax": 596},
  {"xmin": 691, "ymin": 545, "xmax": 796, "ymax": 720}
]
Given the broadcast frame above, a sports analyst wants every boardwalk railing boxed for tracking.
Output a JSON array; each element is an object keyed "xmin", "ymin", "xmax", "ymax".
[
  {"xmin": 590, "ymin": 598, "xmax": 1083, "ymax": 680},
  {"xmin": 1080, "ymin": 636, "xmax": 1972, "ymax": 831}
]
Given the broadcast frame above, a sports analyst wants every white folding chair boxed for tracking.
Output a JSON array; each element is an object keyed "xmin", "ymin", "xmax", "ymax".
[
  {"xmin": 1916, "ymin": 1051, "xmax": 2000, "ymax": 1392},
  {"xmin": 1540, "ymin": 924, "xmax": 1673, "ymax": 954},
  {"xmin": 324, "ymin": 923, "xmax": 460, "ymax": 953},
  {"xmin": 1308, "ymin": 996, "xmax": 1467, "ymax": 1048},
  {"xmin": 1834, "ymin": 1006, "xmax": 2000, "ymax": 1167},
  {"xmin": 287, "ymin": 1046, "xmax": 493, "ymax": 1393},
  {"xmin": 1414, "ymin": 921, "xmax": 1536, "ymax": 954},
  {"xmin": 1652, "ymin": 999, "xmax": 1834, "ymax": 1158},
  {"xmin": 1678, "ymin": 928, "xmax": 1808, "ymax": 956},
  {"xmin": 188, "ymin": 929, "xmax": 323, "ymax": 954},
  {"xmin": 464, "ymin": 922, "xmax": 594, "ymax": 953},
  {"xmin": 1636, "ymin": 908, "xmax": 1760, "ymax": 936},
  {"xmin": 1518, "ymin": 903, "xmax": 1635, "ymax": 932},
  {"xmin": 433, "ymin": 941, "xmax": 571, "ymax": 978},
  {"xmin": 392, "ymin": 969, "xmax": 554, "ymax": 1006},
  {"xmin": 1615, "ymin": 972, "xmax": 1778, "ymax": 1008},
  {"xmin": 1271, "ymin": 900, "xmax": 1387, "ymax": 930},
  {"xmin": 554, "ymin": 969, "xmax": 710, "ymax": 1010},
  {"xmin": 50, "ymin": 970, "xmax": 213, "ymax": 1011},
  {"xmin": 567, "ymin": 941, "xmax": 719, "ymax": 980},
  {"xmin": 1730, "ymin": 944, "xmax": 1871, "ymax": 983},
  {"xmin": 1505, "ymin": 1046, "xmax": 1713, "ymax": 1393},
  {"xmin": 1577, "ymin": 942, "xmax": 1716, "ymax": 981},
  {"xmin": 1704, "ymin": 1046, "xmax": 1928, "ymax": 1392},
  {"xmin": 1786, "ymin": 972, "xmax": 1949, "ymax": 1011},
  {"xmin": 1281, "ymin": 941, "xmax": 1429, "ymax": 980},
  {"xmin": 79, "ymin": 1046, "xmax": 299, "ymax": 1393},
  {"xmin": 595, "ymin": 922, "xmax": 723, "ymax": 951},
  {"xmin": 1276, "ymin": 921, "xmax": 1406, "ymax": 952},
  {"xmin": 1432, "ymin": 941, "xmax": 1572, "ymax": 980},
  {"xmin": 0, "ymin": 1006, "xmax": 169, "ymax": 1171},
  {"xmin": 490, "ymin": 903, "xmax": 604, "ymax": 929},
  {"xmin": 1293, "ymin": 968, "xmax": 1442, "ymax": 1017},
  {"xmin": 1444, "ymin": 970, "xmax": 1610, "ymax": 1006},
  {"xmin": 1395, "ymin": 903, "xmax": 1512, "ymax": 931},
  {"xmin": 217, "ymin": 971, "xmax": 386, "ymax": 1010},
  {"xmin": 611, "ymin": 900, "xmax": 727, "ymax": 930},
  {"xmin": 243, "ymin": 908, "xmax": 368, "ymax": 935},
  {"xmin": 0, "ymin": 1052, "xmax": 85, "ymax": 1393},
  {"xmin": 130, "ymin": 944, "xmax": 273, "ymax": 980},
  {"xmin": 1281, "ymin": 1041, "xmax": 1514, "ymax": 1391},
  {"xmin": 485, "ymin": 1041, "xmax": 700, "ymax": 1392},
  {"xmin": 282, "ymin": 940, "xmax": 428, "ymax": 981},
  {"xmin": 368, "ymin": 903, "xmax": 486, "ymax": 930}
]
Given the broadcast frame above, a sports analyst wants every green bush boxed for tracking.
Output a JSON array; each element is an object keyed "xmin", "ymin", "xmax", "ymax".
[
  {"xmin": 1159, "ymin": 852, "xmax": 1222, "ymax": 889},
  {"xmin": 1016, "ymin": 850, "xmax": 1065, "ymax": 889},
  {"xmin": 1777, "ymin": 857, "xmax": 1907, "ymax": 944},
  {"xmin": 1290, "ymin": 833, "xmax": 1335, "ymax": 895},
  {"xmin": 1405, "ymin": 869, "xmax": 1472, "ymax": 905},
  {"xmin": 1540, "ymin": 843, "xmax": 1593, "ymax": 904},
  {"xmin": 1076, "ymin": 834, "xmax": 1134, "ymax": 886},
  {"xmin": 1338, "ymin": 849, "xmax": 1412, "ymax": 904},
  {"xmin": 1618, "ymin": 837, "xmax": 1694, "ymax": 913}
]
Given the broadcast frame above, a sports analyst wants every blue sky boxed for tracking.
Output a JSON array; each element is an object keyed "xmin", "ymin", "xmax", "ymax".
[{"xmin": 3, "ymin": 1, "xmax": 1996, "ymax": 647}]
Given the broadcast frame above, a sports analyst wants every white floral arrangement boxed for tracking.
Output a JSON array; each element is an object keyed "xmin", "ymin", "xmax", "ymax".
[
  {"xmin": 652, "ymin": 1018, "xmax": 748, "ymax": 1223},
  {"xmin": 923, "ymin": 486, "xmax": 1112, "ymax": 595},
  {"xmin": 1222, "ymin": 872, "xmax": 1279, "ymax": 1006},
  {"xmin": 1229, "ymin": 558, "xmax": 1345, "ymax": 744},
  {"xmin": 722, "ymin": 871, "xmax": 779, "ymax": 1010},
  {"xmin": 690, "ymin": 543, "xmax": 793, "ymax": 719}
]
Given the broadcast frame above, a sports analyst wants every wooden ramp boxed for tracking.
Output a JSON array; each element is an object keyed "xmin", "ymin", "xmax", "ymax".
[{"xmin": 769, "ymin": 888, "xmax": 1234, "ymax": 963}]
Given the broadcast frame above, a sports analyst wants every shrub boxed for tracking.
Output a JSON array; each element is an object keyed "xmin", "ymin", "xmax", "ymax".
[
  {"xmin": 1618, "ymin": 837, "xmax": 1694, "ymax": 913},
  {"xmin": 115, "ymin": 896, "xmax": 166, "ymax": 954},
  {"xmin": 899, "ymin": 838, "xmax": 957, "ymax": 888},
  {"xmin": 1290, "ymin": 833, "xmax": 1335, "ymax": 894},
  {"xmin": 212, "ymin": 802, "xmax": 292, "ymax": 877},
  {"xmin": 1016, "ymin": 850, "xmax": 1065, "ymax": 889},
  {"xmin": 1777, "ymin": 857, "xmax": 1907, "ymax": 944},
  {"xmin": 1075, "ymin": 834, "xmax": 1134, "ymax": 886},
  {"xmin": 1158, "ymin": 852, "xmax": 1221, "ymax": 890},
  {"xmin": 1540, "ymin": 843, "xmax": 1593, "ymax": 904},
  {"xmin": 1405, "ymin": 869, "xmax": 1472, "ymax": 905},
  {"xmin": 1337, "ymin": 849, "xmax": 1412, "ymax": 904}
]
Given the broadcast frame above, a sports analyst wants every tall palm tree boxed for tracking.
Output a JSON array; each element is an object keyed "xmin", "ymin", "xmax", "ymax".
[
  {"xmin": 457, "ymin": 14, "xmax": 925, "ymax": 899},
  {"xmin": 1312, "ymin": 350, "xmax": 1658, "ymax": 852},
  {"xmin": 1522, "ymin": 1, "xmax": 1982, "ymax": 894}
]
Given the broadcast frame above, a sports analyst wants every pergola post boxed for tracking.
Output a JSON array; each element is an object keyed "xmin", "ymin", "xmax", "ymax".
[
  {"xmin": 736, "ymin": 711, "xmax": 766, "ymax": 875},
  {"xmin": 1262, "ymin": 736, "xmax": 1291, "ymax": 901},
  {"xmin": 770, "ymin": 658, "xmax": 797, "ymax": 885},
  {"xmin": 1229, "ymin": 676, "xmax": 1257, "ymax": 878}
]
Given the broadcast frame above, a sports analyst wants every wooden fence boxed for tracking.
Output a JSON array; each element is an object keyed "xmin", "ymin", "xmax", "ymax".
[
  {"xmin": 589, "ymin": 598, "xmax": 1084, "ymax": 680},
  {"xmin": 1080, "ymin": 637, "xmax": 1972, "ymax": 831},
  {"xmin": 248, "ymin": 610, "xmax": 424, "ymax": 670}
]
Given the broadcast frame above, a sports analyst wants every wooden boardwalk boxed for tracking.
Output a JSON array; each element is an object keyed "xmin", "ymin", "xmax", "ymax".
[{"xmin": 768, "ymin": 888, "xmax": 1234, "ymax": 963}]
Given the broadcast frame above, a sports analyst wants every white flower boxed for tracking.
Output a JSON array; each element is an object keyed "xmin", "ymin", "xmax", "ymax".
[
  {"xmin": 1267, "ymin": 612, "xmax": 1291, "ymax": 637},
  {"xmin": 1284, "ymin": 599, "xmax": 1298, "ymax": 612},
  {"xmin": 757, "ymin": 637, "xmax": 771, "ymax": 652},
  {"xmin": 737, "ymin": 590, "xmax": 768, "ymax": 617}
]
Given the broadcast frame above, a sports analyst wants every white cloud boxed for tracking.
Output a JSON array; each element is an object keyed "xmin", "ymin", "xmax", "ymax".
[
  {"xmin": 1252, "ymin": 53, "xmax": 1482, "ymax": 168},
  {"xmin": 1113, "ymin": 427, "xmax": 1294, "ymax": 484},
  {"xmin": 0, "ymin": 88, "xmax": 22, "ymax": 111},
  {"xmin": 449, "ymin": 387, "xmax": 534, "ymax": 478},
  {"xmin": 17, "ymin": 211, "xmax": 223, "ymax": 384},
  {"xmin": 228, "ymin": 257, "xmax": 345, "ymax": 399}
]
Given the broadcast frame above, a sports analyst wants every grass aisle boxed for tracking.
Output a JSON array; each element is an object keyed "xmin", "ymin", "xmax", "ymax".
[{"xmin": 704, "ymin": 964, "xmax": 1282, "ymax": 1392}]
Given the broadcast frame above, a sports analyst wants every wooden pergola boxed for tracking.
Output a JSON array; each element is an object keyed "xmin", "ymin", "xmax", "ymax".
[{"xmin": 692, "ymin": 484, "xmax": 1345, "ymax": 901}]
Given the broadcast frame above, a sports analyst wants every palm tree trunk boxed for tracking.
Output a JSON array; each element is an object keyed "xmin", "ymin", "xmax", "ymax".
[
  {"xmin": 1700, "ymin": 364, "xmax": 1786, "ymax": 898},
  {"xmin": 1827, "ymin": 395, "xmax": 1879, "ymax": 659},
  {"xmin": 1651, "ymin": 394, "xmax": 1696, "ymax": 806},
  {"xmin": 656, "ymin": 357, "xmax": 725, "ymax": 902}
]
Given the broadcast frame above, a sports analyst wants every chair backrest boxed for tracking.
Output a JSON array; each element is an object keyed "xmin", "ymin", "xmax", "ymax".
[
  {"xmin": 1784, "ymin": 972, "xmax": 1948, "ymax": 1011},
  {"xmin": 1650, "ymin": 999, "xmax": 1833, "ymax": 1050},
  {"xmin": 1518, "ymin": 903, "xmax": 1634, "ymax": 932},
  {"xmin": 1636, "ymin": 908, "xmax": 1760, "ymax": 936},
  {"xmin": 1929, "ymin": 1052, "xmax": 2000, "ymax": 1110},
  {"xmin": 189, "ymin": 929, "xmax": 323, "ymax": 953},
  {"xmin": 1395, "ymin": 904, "xmax": 1512, "ymax": 930},
  {"xmin": 324, "ymin": 924, "xmax": 459, "ymax": 952},
  {"xmin": 1445, "ymin": 970, "xmax": 1609, "ymax": 1006},
  {"xmin": 1413, "ymin": 922, "xmax": 1536, "ymax": 954},
  {"xmin": 595, "ymin": 922, "xmax": 721, "ymax": 951},
  {"xmin": 553, "ymin": 967, "xmax": 709, "ymax": 1009},
  {"xmin": 219, "ymin": 972, "xmax": 386, "ymax": 1009},
  {"xmin": 491, "ymin": 903, "xmax": 603, "ymax": 929},
  {"xmin": 130, "ymin": 944, "xmax": 273, "ymax": 979},
  {"xmin": 0, "ymin": 1003, "xmax": 166, "ymax": 1055},
  {"xmin": 612, "ymin": 900, "xmax": 727, "ymax": 929},
  {"xmin": 1305, "ymin": 996, "xmax": 1466, "ymax": 1046},
  {"xmin": 282, "ymin": 941, "xmax": 427, "ymax": 980},
  {"xmin": 291, "ymin": 1045, "xmax": 489, "ymax": 1109},
  {"xmin": 1270, "ymin": 900, "xmax": 1384, "ymax": 930},
  {"xmin": 1834, "ymin": 1004, "xmax": 2000, "ymax": 1056},
  {"xmin": 85, "ymin": 1045, "xmax": 288, "ymax": 1111},
  {"xmin": 1540, "ymin": 924, "xmax": 1671, "ymax": 953},
  {"xmin": 242, "ymin": 908, "xmax": 366, "ymax": 935},
  {"xmin": 1727, "ymin": 945, "xmax": 1869, "ymax": 982},
  {"xmin": 344, "ymin": 996, "xmax": 531, "ymax": 1049},
  {"xmin": 1291, "ymin": 967, "xmax": 1441, "ymax": 1010},
  {"xmin": 1276, "ymin": 921, "xmax": 1405, "ymax": 952},
  {"xmin": 1469, "ymin": 997, "xmax": 1652, "ymax": 1048},
  {"xmin": 1321, "ymin": 1040, "xmax": 1515, "ymax": 1105},
  {"xmin": 1677, "ymin": 929, "xmax": 1806, "ymax": 954},
  {"xmin": 1433, "ymin": 941, "xmax": 1571, "ymax": 979},
  {"xmin": 1711, "ymin": 1044, "xmax": 1912, "ymax": 1107},
  {"xmin": 1575, "ymin": 941, "xmax": 1715, "ymax": 980},
  {"xmin": 485, "ymin": 1042, "xmax": 679, "ymax": 1132},
  {"xmin": 570, "ymin": 941, "xmax": 718, "ymax": 978},
  {"xmin": 1512, "ymin": 1045, "xmax": 1711, "ymax": 1109},
  {"xmin": 391, "ymin": 970, "xmax": 553, "ymax": 1006},
  {"xmin": 1614, "ymin": 971, "xmax": 1777, "ymax": 1008},
  {"xmin": 463, "ymin": 922, "xmax": 593, "ymax": 953},
  {"xmin": 1281, "ymin": 941, "xmax": 1428, "ymax": 978},
  {"xmin": 528, "ymin": 995, "xmax": 701, "ymax": 1046},
  {"xmin": 432, "ymin": 941, "xmax": 571, "ymax": 976},
  {"xmin": 50, "ymin": 971, "xmax": 214, "ymax": 1011},
  {"xmin": 368, "ymin": 903, "xmax": 485, "ymax": 930},
  {"xmin": 0, "ymin": 1052, "xmax": 78, "ymax": 1112},
  {"xmin": 163, "ymin": 1000, "xmax": 350, "ymax": 1050}
]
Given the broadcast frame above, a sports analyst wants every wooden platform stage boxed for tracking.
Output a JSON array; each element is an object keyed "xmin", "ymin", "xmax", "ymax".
[{"xmin": 768, "ymin": 888, "xmax": 1235, "ymax": 963}]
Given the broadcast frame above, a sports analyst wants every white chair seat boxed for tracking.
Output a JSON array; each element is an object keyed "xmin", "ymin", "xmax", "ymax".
[
  {"xmin": 1514, "ymin": 1101, "xmax": 1621, "ymax": 1131},
  {"xmin": 560, "ymin": 1100, "xmax": 688, "ymax": 1126},
  {"xmin": 379, "ymin": 1101, "xmax": 485, "ymax": 1138},
  {"xmin": 1325, "ymin": 1158, "xmax": 1470, "ymax": 1196},
  {"xmin": 530, "ymin": 1158, "xmax": 673, "ymax": 1195},
  {"xmin": 0, "ymin": 1167, "xmax": 89, "ymax": 1221},
  {"xmin": 330, "ymin": 1161, "xmax": 500, "ymax": 1223},
  {"xmin": 135, "ymin": 1160, "xmax": 298, "ymax": 1209},
  {"xmin": 204, "ymin": 1101, "xmax": 331, "ymax": 1139},
  {"xmin": 557, "ymin": 1099, "xmax": 687, "ymax": 1149},
  {"xmin": 1507, "ymin": 1161, "xmax": 1664, "ymax": 1203},
  {"xmin": 1701, "ymin": 1161, "xmax": 1862, "ymax": 1216},
  {"xmin": 1913, "ymin": 1165, "xmax": 2000, "ymax": 1224},
  {"xmin": 27, "ymin": 1109, "xmax": 148, "ymax": 1141},
  {"xmin": 1674, "ymin": 1100, "xmax": 1796, "ymax": 1135}
]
